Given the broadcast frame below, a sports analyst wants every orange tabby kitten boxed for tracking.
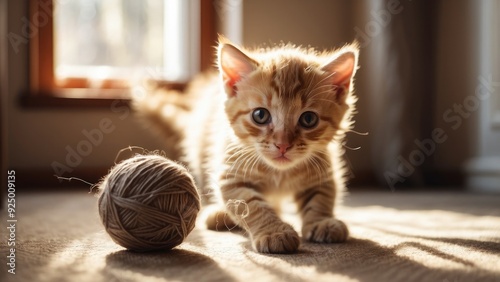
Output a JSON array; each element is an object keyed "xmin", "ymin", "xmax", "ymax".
[{"xmin": 134, "ymin": 38, "xmax": 359, "ymax": 253}]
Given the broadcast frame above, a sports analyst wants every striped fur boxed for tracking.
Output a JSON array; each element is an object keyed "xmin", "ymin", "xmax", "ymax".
[{"xmin": 133, "ymin": 39, "xmax": 359, "ymax": 253}]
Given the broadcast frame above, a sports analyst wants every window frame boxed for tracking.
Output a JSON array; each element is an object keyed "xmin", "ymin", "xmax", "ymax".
[{"xmin": 24, "ymin": 0, "xmax": 217, "ymax": 107}]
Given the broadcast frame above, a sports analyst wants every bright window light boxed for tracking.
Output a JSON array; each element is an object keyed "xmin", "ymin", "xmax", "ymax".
[{"xmin": 54, "ymin": 0, "xmax": 197, "ymax": 84}]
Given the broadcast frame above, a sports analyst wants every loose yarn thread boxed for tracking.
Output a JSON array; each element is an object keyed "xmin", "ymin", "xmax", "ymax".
[{"xmin": 97, "ymin": 154, "xmax": 200, "ymax": 251}]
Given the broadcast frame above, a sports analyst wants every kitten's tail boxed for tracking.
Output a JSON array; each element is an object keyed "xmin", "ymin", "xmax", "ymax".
[{"xmin": 131, "ymin": 81, "xmax": 193, "ymax": 160}]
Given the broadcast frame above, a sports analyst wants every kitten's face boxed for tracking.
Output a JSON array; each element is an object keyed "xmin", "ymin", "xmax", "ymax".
[{"xmin": 219, "ymin": 42, "xmax": 358, "ymax": 170}]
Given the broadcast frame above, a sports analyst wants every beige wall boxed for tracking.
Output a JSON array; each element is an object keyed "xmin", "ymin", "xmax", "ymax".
[
  {"xmin": 433, "ymin": 1, "xmax": 481, "ymax": 170},
  {"xmin": 243, "ymin": 0, "xmax": 353, "ymax": 49}
]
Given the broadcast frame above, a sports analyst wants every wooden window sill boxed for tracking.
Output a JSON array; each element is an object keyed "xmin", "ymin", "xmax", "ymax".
[
  {"xmin": 20, "ymin": 82, "xmax": 187, "ymax": 108},
  {"xmin": 20, "ymin": 91, "xmax": 132, "ymax": 108}
]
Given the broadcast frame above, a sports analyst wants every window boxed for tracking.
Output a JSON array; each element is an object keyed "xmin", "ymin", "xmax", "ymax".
[{"xmin": 27, "ymin": 0, "xmax": 216, "ymax": 105}]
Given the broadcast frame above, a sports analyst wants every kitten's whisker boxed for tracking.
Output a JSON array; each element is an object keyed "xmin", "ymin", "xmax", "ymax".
[
  {"xmin": 226, "ymin": 148, "xmax": 253, "ymax": 161},
  {"xmin": 345, "ymin": 129, "xmax": 369, "ymax": 136},
  {"xmin": 308, "ymin": 94, "xmax": 336, "ymax": 101},
  {"xmin": 246, "ymin": 155, "xmax": 260, "ymax": 181},
  {"xmin": 308, "ymin": 86, "xmax": 335, "ymax": 96},
  {"xmin": 307, "ymin": 89, "xmax": 338, "ymax": 101},
  {"xmin": 308, "ymin": 72, "xmax": 336, "ymax": 95},
  {"xmin": 304, "ymin": 69, "xmax": 316, "ymax": 94},
  {"xmin": 244, "ymin": 155, "xmax": 259, "ymax": 181},
  {"xmin": 235, "ymin": 151, "xmax": 255, "ymax": 174},
  {"xmin": 224, "ymin": 142, "xmax": 251, "ymax": 153},
  {"xmin": 308, "ymin": 84, "xmax": 335, "ymax": 94},
  {"xmin": 241, "ymin": 154, "xmax": 253, "ymax": 181},
  {"xmin": 304, "ymin": 158, "xmax": 312, "ymax": 179},
  {"xmin": 249, "ymin": 154, "xmax": 262, "ymax": 179},
  {"xmin": 242, "ymin": 155, "xmax": 254, "ymax": 180},
  {"xmin": 309, "ymin": 157, "xmax": 324, "ymax": 185},
  {"xmin": 342, "ymin": 142, "xmax": 361, "ymax": 151},
  {"xmin": 225, "ymin": 146, "xmax": 254, "ymax": 178},
  {"xmin": 306, "ymin": 157, "xmax": 319, "ymax": 180},
  {"xmin": 309, "ymin": 98, "xmax": 337, "ymax": 104},
  {"xmin": 228, "ymin": 150, "xmax": 253, "ymax": 176}
]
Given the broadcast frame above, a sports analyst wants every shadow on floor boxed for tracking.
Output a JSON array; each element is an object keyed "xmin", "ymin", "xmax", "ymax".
[
  {"xmin": 242, "ymin": 237, "xmax": 500, "ymax": 282},
  {"xmin": 104, "ymin": 249, "xmax": 236, "ymax": 282}
]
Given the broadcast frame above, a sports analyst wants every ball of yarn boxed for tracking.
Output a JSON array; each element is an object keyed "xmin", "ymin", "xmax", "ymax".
[{"xmin": 97, "ymin": 154, "xmax": 200, "ymax": 252}]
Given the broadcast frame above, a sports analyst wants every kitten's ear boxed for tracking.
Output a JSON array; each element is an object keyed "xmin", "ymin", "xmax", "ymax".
[
  {"xmin": 321, "ymin": 46, "xmax": 359, "ymax": 102},
  {"xmin": 218, "ymin": 43, "xmax": 258, "ymax": 97}
]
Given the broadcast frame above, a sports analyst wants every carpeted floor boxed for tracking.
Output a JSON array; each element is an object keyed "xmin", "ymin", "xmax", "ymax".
[{"xmin": 1, "ymin": 189, "xmax": 500, "ymax": 282}]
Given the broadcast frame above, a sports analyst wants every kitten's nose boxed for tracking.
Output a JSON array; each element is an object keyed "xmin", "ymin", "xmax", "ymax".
[{"xmin": 275, "ymin": 143, "xmax": 291, "ymax": 154}]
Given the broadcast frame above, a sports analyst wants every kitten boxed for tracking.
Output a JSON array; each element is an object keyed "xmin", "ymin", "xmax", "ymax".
[{"xmin": 133, "ymin": 38, "xmax": 359, "ymax": 253}]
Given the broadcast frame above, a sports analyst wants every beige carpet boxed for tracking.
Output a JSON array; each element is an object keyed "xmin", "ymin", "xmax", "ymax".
[{"xmin": 2, "ymin": 190, "xmax": 500, "ymax": 282}]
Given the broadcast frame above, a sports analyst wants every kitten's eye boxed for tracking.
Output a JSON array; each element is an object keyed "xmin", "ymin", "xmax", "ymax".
[
  {"xmin": 299, "ymin": 111, "xmax": 319, "ymax": 129},
  {"xmin": 252, "ymin": 108, "xmax": 271, "ymax": 125}
]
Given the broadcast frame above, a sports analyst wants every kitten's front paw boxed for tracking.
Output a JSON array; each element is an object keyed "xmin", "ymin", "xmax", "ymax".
[
  {"xmin": 252, "ymin": 224, "xmax": 300, "ymax": 253},
  {"xmin": 303, "ymin": 218, "xmax": 349, "ymax": 243}
]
